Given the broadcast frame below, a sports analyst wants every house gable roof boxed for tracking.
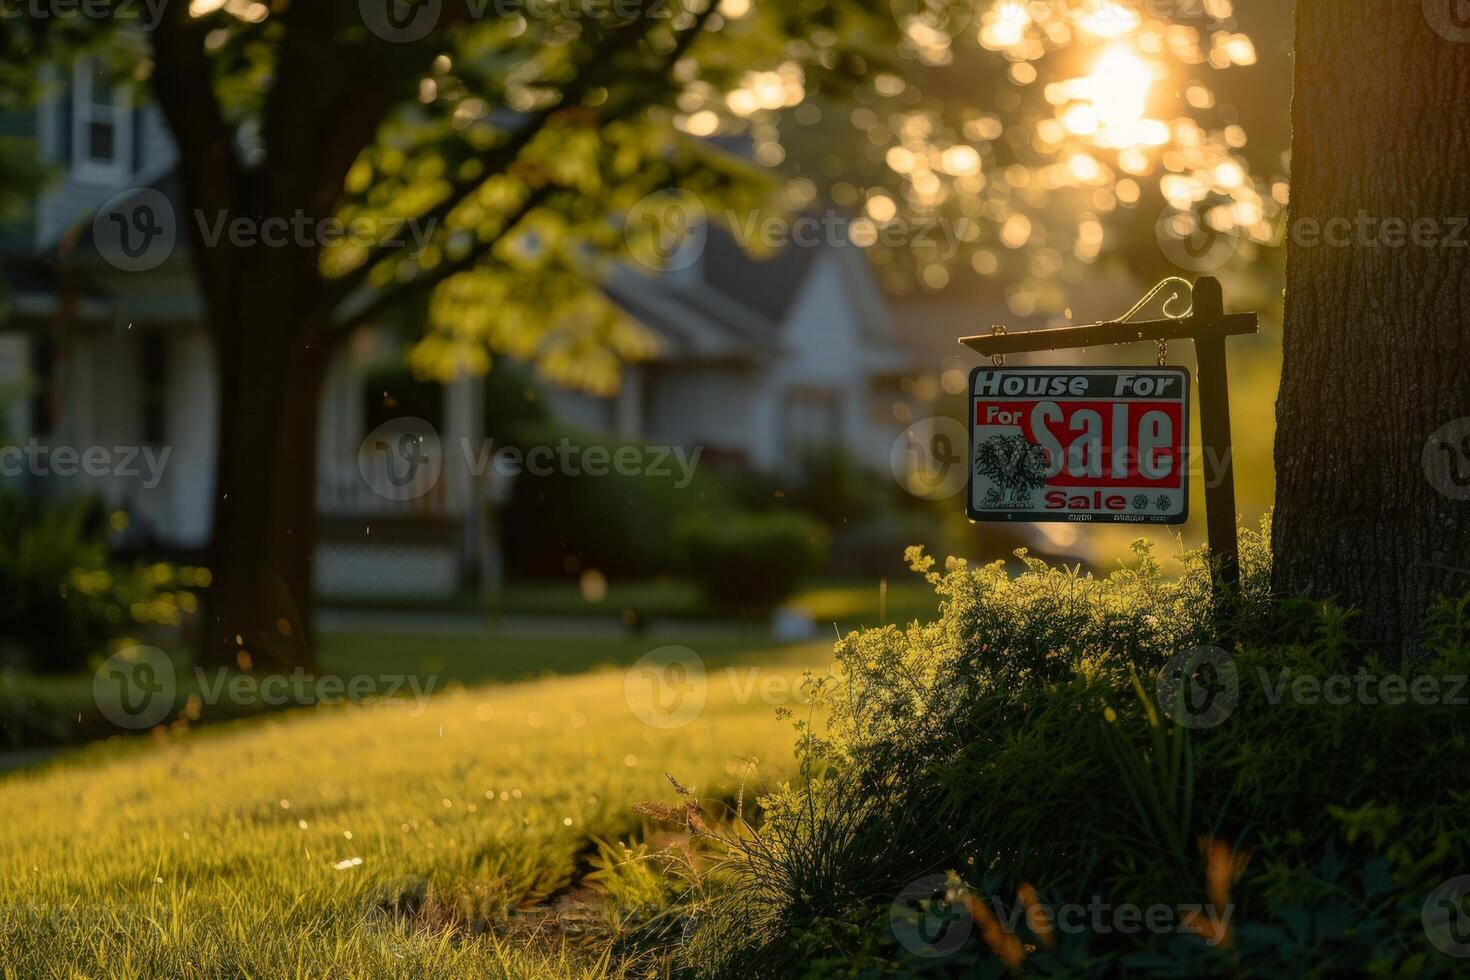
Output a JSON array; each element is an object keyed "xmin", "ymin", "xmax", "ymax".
[{"xmin": 602, "ymin": 218, "xmax": 916, "ymax": 374}]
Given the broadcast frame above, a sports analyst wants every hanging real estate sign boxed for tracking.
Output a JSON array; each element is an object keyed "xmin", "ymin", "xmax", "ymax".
[{"xmin": 968, "ymin": 366, "xmax": 1190, "ymax": 525}]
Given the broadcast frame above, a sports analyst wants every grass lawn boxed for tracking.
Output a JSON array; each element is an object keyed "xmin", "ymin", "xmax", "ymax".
[
  {"xmin": 320, "ymin": 577, "xmax": 941, "ymax": 635},
  {"xmin": 317, "ymin": 629, "xmax": 780, "ymax": 686},
  {"xmin": 0, "ymin": 636, "xmax": 831, "ymax": 976},
  {"xmin": 0, "ymin": 627, "xmax": 798, "ymax": 749}
]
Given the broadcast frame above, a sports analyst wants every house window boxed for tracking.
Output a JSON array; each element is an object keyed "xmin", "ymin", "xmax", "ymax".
[
  {"xmin": 140, "ymin": 333, "xmax": 167, "ymax": 446},
  {"xmin": 70, "ymin": 59, "xmax": 133, "ymax": 184}
]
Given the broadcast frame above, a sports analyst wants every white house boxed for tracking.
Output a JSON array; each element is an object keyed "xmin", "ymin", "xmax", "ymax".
[
  {"xmin": 0, "ymin": 60, "xmax": 920, "ymax": 598},
  {"xmin": 560, "ymin": 226, "xmax": 916, "ymax": 474}
]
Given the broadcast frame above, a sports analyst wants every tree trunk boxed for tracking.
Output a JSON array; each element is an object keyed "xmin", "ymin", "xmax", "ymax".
[
  {"xmin": 1275, "ymin": 0, "xmax": 1470, "ymax": 654},
  {"xmin": 202, "ymin": 307, "xmax": 331, "ymax": 671},
  {"xmin": 146, "ymin": 13, "xmax": 399, "ymax": 673}
]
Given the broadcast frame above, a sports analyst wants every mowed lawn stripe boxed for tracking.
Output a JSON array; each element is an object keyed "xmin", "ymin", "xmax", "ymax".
[{"xmin": 0, "ymin": 641, "xmax": 829, "ymax": 977}]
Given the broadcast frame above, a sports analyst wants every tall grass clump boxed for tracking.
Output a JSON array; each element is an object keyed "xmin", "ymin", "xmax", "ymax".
[{"xmin": 666, "ymin": 518, "xmax": 1470, "ymax": 977}]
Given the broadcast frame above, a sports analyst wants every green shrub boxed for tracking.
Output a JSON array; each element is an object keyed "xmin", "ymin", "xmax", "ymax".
[
  {"xmin": 786, "ymin": 445, "xmax": 890, "ymax": 528},
  {"xmin": 501, "ymin": 425, "xmax": 729, "ymax": 579},
  {"xmin": 674, "ymin": 510, "xmax": 829, "ymax": 608},
  {"xmin": 666, "ymin": 516, "xmax": 1470, "ymax": 977},
  {"xmin": 0, "ymin": 491, "xmax": 197, "ymax": 674}
]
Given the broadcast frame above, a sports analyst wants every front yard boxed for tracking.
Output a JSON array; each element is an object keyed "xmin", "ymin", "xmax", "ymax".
[{"xmin": 0, "ymin": 634, "xmax": 831, "ymax": 975}]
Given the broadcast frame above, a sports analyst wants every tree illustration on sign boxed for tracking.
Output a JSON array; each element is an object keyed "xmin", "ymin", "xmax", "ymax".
[{"xmin": 975, "ymin": 433, "xmax": 1049, "ymax": 509}]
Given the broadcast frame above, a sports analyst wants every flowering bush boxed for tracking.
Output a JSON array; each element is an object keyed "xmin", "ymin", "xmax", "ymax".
[{"xmin": 664, "ymin": 518, "xmax": 1470, "ymax": 977}]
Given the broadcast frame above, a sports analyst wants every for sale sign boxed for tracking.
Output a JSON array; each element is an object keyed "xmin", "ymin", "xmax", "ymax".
[{"xmin": 968, "ymin": 366, "xmax": 1190, "ymax": 525}]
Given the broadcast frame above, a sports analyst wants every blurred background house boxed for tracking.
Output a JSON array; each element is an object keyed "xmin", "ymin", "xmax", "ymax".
[{"xmin": 0, "ymin": 59, "xmax": 931, "ymax": 602}]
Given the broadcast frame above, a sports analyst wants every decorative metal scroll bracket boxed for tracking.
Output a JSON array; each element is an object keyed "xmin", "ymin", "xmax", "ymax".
[{"xmin": 958, "ymin": 275, "xmax": 1259, "ymax": 593}]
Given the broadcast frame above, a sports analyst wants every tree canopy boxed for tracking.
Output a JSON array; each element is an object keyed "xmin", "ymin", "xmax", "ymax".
[{"xmin": 2, "ymin": 1, "xmax": 1286, "ymax": 385}]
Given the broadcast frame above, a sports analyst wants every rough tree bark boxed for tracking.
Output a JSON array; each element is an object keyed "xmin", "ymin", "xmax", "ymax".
[
  {"xmin": 149, "ymin": 11, "xmax": 390, "ymax": 670},
  {"xmin": 139, "ymin": 3, "xmax": 702, "ymax": 670},
  {"xmin": 205, "ymin": 301, "xmax": 331, "ymax": 671},
  {"xmin": 1275, "ymin": 0, "xmax": 1470, "ymax": 654}
]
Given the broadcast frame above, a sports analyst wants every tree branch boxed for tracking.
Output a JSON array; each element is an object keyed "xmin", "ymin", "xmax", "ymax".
[
  {"xmin": 316, "ymin": 0, "xmax": 717, "ymax": 329},
  {"xmin": 329, "ymin": 181, "xmax": 556, "ymax": 335}
]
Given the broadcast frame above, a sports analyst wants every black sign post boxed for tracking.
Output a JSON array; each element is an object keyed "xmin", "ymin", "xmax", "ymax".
[{"xmin": 959, "ymin": 276, "xmax": 1258, "ymax": 590}]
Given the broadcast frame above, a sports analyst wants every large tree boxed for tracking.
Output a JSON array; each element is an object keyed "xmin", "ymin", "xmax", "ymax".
[
  {"xmin": 3, "ymin": 1, "xmax": 1281, "ymax": 669},
  {"xmin": 1274, "ymin": 0, "xmax": 1470, "ymax": 654},
  {"xmin": 4, "ymin": 2, "xmax": 886, "ymax": 669}
]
